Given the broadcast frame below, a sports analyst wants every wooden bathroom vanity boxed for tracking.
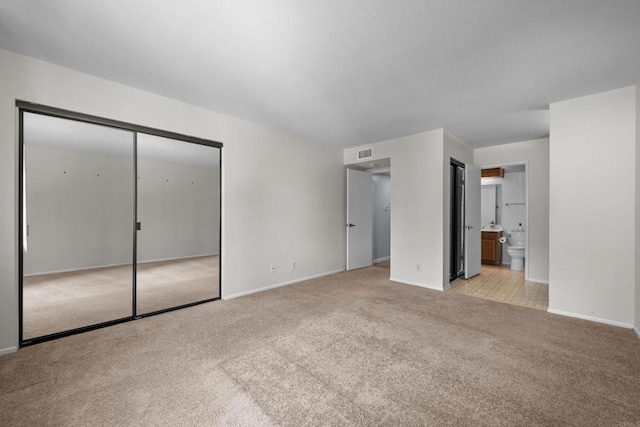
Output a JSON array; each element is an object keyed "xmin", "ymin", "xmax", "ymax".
[{"xmin": 481, "ymin": 230, "xmax": 503, "ymax": 265}]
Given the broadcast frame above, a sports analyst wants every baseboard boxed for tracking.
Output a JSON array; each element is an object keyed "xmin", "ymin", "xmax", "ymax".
[
  {"xmin": 138, "ymin": 253, "xmax": 218, "ymax": 265},
  {"xmin": 25, "ymin": 261, "xmax": 132, "ymax": 277},
  {"xmin": 223, "ymin": 269, "xmax": 345, "ymax": 300},
  {"xmin": 526, "ymin": 277, "xmax": 549, "ymax": 285},
  {"xmin": 25, "ymin": 253, "xmax": 219, "ymax": 277},
  {"xmin": 547, "ymin": 308, "xmax": 634, "ymax": 329},
  {"xmin": 389, "ymin": 277, "xmax": 444, "ymax": 292},
  {"xmin": 634, "ymin": 326, "xmax": 640, "ymax": 340},
  {"xmin": 373, "ymin": 256, "xmax": 390, "ymax": 263},
  {"xmin": 0, "ymin": 346, "xmax": 18, "ymax": 356}
]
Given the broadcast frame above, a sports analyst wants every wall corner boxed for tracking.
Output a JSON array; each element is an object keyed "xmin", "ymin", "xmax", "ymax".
[{"xmin": 635, "ymin": 78, "xmax": 640, "ymax": 335}]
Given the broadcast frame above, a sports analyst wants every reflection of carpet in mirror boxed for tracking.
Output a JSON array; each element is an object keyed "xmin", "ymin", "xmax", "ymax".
[
  {"xmin": 23, "ymin": 255, "xmax": 219, "ymax": 339},
  {"xmin": 137, "ymin": 256, "xmax": 219, "ymax": 315}
]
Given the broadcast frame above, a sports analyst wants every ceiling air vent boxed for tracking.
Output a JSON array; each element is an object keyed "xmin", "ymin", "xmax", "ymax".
[{"xmin": 357, "ymin": 148, "xmax": 373, "ymax": 160}]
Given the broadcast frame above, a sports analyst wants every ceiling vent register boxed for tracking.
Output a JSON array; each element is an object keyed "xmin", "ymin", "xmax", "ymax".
[{"xmin": 357, "ymin": 148, "xmax": 373, "ymax": 160}]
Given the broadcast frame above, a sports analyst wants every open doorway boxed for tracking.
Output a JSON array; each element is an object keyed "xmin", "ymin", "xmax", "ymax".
[
  {"xmin": 449, "ymin": 159, "xmax": 481, "ymax": 284},
  {"xmin": 450, "ymin": 162, "xmax": 549, "ymax": 311},
  {"xmin": 481, "ymin": 164, "xmax": 528, "ymax": 274},
  {"xmin": 345, "ymin": 159, "xmax": 391, "ymax": 272},
  {"xmin": 450, "ymin": 161, "xmax": 465, "ymax": 281}
]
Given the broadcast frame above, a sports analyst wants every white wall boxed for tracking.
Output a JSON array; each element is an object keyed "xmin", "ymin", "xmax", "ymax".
[
  {"xmin": 344, "ymin": 130, "xmax": 447, "ymax": 290},
  {"xmin": 474, "ymin": 138, "xmax": 550, "ymax": 283},
  {"xmin": 24, "ymin": 144, "xmax": 220, "ymax": 275},
  {"xmin": 0, "ymin": 48, "xmax": 345, "ymax": 354},
  {"xmin": 137, "ymin": 156, "xmax": 219, "ymax": 263},
  {"xmin": 549, "ymin": 86, "xmax": 636, "ymax": 327},
  {"xmin": 636, "ymin": 80, "xmax": 640, "ymax": 337},
  {"xmin": 24, "ymin": 144, "xmax": 134, "ymax": 274},
  {"xmin": 344, "ymin": 129, "xmax": 472, "ymax": 291},
  {"xmin": 373, "ymin": 174, "xmax": 390, "ymax": 261}
]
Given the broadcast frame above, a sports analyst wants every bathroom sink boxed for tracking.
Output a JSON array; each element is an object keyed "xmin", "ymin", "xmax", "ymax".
[{"xmin": 481, "ymin": 225, "xmax": 503, "ymax": 231}]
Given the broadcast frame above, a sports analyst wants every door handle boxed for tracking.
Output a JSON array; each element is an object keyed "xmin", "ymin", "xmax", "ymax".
[
  {"xmin": 347, "ymin": 223, "xmax": 355, "ymax": 228},
  {"xmin": 465, "ymin": 225, "xmax": 473, "ymax": 230}
]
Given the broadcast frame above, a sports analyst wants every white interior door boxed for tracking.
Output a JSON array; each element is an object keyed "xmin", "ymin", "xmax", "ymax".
[
  {"xmin": 464, "ymin": 164, "xmax": 481, "ymax": 278},
  {"xmin": 347, "ymin": 169, "xmax": 373, "ymax": 270}
]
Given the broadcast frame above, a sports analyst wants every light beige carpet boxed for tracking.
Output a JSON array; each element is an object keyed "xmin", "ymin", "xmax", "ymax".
[
  {"xmin": 23, "ymin": 256, "xmax": 219, "ymax": 339},
  {"xmin": 3, "ymin": 266, "xmax": 639, "ymax": 425}
]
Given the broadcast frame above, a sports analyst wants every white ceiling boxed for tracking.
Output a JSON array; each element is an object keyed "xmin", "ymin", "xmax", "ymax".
[{"xmin": 3, "ymin": 1, "xmax": 640, "ymax": 149}]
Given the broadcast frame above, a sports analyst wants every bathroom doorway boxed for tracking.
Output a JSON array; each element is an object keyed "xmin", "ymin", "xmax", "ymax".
[
  {"xmin": 450, "ymin": 161, "xmax": 549, "ymax": 312},
  {"xmin": 480, "ymin": 163, "xmax": 528, "ymax": 274}
]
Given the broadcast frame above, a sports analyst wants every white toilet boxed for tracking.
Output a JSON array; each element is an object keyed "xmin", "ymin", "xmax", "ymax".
[{"xmin": 506, "ymin": 231, "xmax": 525, "ymax": 271}]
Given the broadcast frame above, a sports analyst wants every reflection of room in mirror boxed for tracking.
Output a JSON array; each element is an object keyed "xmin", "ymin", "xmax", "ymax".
[
  {"xmin": 21, "ymin": 112, "xmax": 221, "ymax": 340},
  {"xmin": 23, "ymin": 255, "xmax": 219, "ymax": 338},
  {"xmin": 136, "ymin": 133, "xmax": 220, "ymax": 314},
  {"xmin": 23, "ymin": 113, "xmax": 134, "ymax": 339}
]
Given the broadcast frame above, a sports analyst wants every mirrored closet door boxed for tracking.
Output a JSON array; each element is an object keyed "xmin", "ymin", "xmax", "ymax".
[
  {"xmin": 20, "ymin": 104, "xmax": 222, "ymax": 345},
  {"xmin": 136, "ymin": 134, "xmax": 220, "ymax": 314},
  {"xmin": 22, "ymin": 112, "xmax": 135, "ymax": 340}
]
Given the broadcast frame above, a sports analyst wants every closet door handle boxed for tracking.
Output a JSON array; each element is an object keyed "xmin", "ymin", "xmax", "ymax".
[
  {"xmin": 347, "ymin": 223, "xmax": 355, "ymax": 228},
  {"xmin": 136, "ymin": 222, "xmax": 142, "ymax": 231}
]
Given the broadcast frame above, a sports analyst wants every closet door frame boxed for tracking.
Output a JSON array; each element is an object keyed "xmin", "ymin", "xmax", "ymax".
[{"xmin": 17, "ymin": 100, "xmax": 223, "ymax": 347}]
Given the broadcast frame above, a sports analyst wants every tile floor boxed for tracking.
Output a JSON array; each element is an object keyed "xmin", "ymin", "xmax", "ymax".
[{"xmin": 449, "ymin": 264, "xmax": 549, "ymax": 311}]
